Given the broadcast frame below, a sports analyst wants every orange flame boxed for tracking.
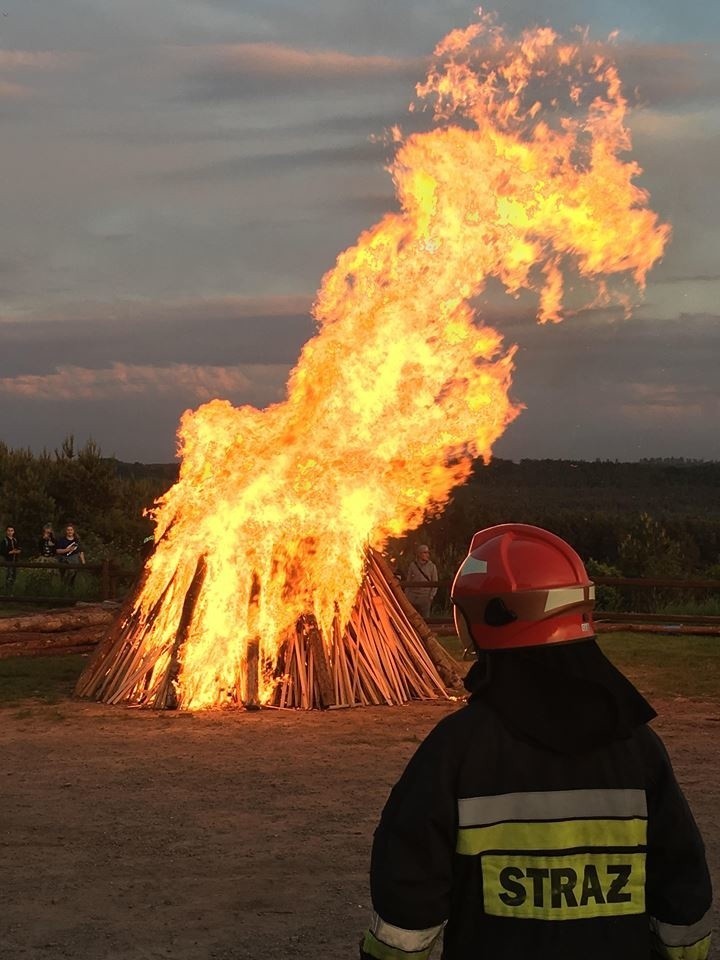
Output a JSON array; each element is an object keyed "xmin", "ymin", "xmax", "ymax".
[{"xmin": 130, "ymin": 15, "xmax": 669, "ymax": 708}]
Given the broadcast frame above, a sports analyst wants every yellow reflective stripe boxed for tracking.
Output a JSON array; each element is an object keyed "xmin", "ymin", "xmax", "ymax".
[
  {"xmin": 656, "ymin": 935, "xmax": 712, "ymax": 960},
  {"xmin": 482, "ymin": 852, "xmax": 646, "ymax": 920},
  {"xmin": 457, "ymin": 817, "xmax": 647, "ymax": 855},
  {"xmin": 458, "ymin": 788, "xmax": 647, "ymax": 826},
  {"xmin": 362, "ymin": 930, "xmax": 434, "ymax": 960}
]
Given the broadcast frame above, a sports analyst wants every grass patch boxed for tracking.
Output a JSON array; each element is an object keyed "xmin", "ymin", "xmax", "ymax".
[
  {"xmin": 1, "ymin": 634, "xmax": 717, "ymax": 710},
  {"xmin": 438, "ymin": 632, "xmax": 720, "ymax": 702},
  {"xmin": 437, "ymin": 632, "xmax": 467, "ymax": 660},
  {"xmin": 598, "ymin": 633, "xmax": 720, "ymax": 702},
  {"xmin": 0, "ymin": 655, "xmax": 87, "ymax": 706},
  {"xmin": 0, "ymin": 566, "xmax": 103, "ymax": 604}
]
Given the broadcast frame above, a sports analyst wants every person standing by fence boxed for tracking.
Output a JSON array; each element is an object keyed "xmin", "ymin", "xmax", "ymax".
[
  {"xmin": 403, "ymin": 545, "xmax": 438, "ymax": 620},
  {"xmin": 56, "ymin": 523, "xmax": 85, "ymax": 591},
  {"xmin": 0, "ymin": 525, "xmax": 21, "ymax": 592},
  {"xmin": 37, "ymin": 523, "xmax": 57, "ymax": 560}
]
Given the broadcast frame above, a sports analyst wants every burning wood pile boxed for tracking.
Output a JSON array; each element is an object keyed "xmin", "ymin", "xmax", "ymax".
[
  {"xmin": 78, "ymin": 16, "xmax": 667, "ymax": 714},
  {"xmin": 76, "ymin": 549, "xmax": 460, "ymax": 709}
]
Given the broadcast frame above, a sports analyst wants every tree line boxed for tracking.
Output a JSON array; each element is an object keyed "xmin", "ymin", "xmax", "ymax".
[
  {"xmin": 395, "ymin": 458, "xmax": 720, "ymax": 614},
  {"xmin": 0, "ymin": 438, "xmax": 167, "ymax": 568},
  {"xmin": 2, "ymin": 439, "xmax": 719, "ymax": 594}
]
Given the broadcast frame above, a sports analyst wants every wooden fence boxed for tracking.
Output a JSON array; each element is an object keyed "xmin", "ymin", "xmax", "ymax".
[
  {"xmin": 0, "ymin": 559, "xmax": 126, "ymax": 604},
  {"xmin": 412, "ymin": 575, "xmax": 720, "ymax": 630},
  {"xmin": 2, "ymin": 567, "xmax": 719, "ymax": 627}
]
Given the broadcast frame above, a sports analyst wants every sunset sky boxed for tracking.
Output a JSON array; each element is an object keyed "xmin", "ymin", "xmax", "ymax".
[{"xmin": 1, "ymin": 0, "xmax": 718, "ymax": 463}]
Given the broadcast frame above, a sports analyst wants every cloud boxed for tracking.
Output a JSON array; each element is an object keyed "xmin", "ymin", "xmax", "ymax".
[
  {"xmin": 200, "ymin": 42, "xmax": 418, "ymax": 78},
  {"xmin": 335, "ymin": 191, "xmax": 399, "ymax": 216},
  {"xmin": 179, "ymin": 41, "xmax": 421, "ymax": 100},
  {"xmin": 620, "ymin": 382, "xmax": 711, "ymax": 419},
  {"xmin": 619, "ymin": 42, "xmax": 720, "ymax": 108},
  {"xmin": 0, "ymin": 48, "xmax": 86, "ymax": 100},
  {"xmin": 0, "ymin": 80, "xmax": 29, "ymax": 98},
  {"xmin": 490, "ymin": 310, "xmax": 720, "ymax": 461},
  {"xmin": 0, "ymin": 50, "xmax": 80, "ymax": 70},
  {"xmin": 190, "ymin": 0, "xmax": 476, "ymax": 56},
  {"xmin": 0, "ymin": 294, "xmax": 315, "ymax": 376},
  {"xmin": 160, "ymin": 140, "xmax": 388, "ymax": 182},
  {"xmin": 49, "ymin": 292, "xmax": 312, "ymax": 322},
  {"xmin": 174, "ymin": 35, "xmax": 720, "ymax": 117},
  {"xmin": 0, "ymin": 361, "xmax": 290, "ymax": 403},
  {"xmin": 657, "ymin": 273, "xmax": 720, "ymax": 284}
]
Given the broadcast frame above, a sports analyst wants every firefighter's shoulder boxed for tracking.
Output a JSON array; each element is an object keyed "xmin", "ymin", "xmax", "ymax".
[{"xmin": 409, "ymin": 697, "xmax": 501, "ymax": 764}]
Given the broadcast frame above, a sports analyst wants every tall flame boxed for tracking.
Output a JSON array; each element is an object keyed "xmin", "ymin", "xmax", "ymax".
[{"xmin": 132, "ymin": 15, "xmax": 669, "ymax": 708}]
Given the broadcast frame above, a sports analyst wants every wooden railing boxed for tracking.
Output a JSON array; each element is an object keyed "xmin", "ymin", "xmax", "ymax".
[
  {"xmin": 3, "ymin": 568, "xmax": 719, "ymax": 625},
  {"xmin": 405, "ymin": 575, "xmax": 720, "ymax": 629},
  {"xmin": 0, "ymin": 559, "xmax": 128, "ymax": 603}
]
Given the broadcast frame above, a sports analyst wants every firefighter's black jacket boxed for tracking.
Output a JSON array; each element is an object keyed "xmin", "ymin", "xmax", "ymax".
[{"xmin": 361, "ymin": 641, "xmax": 712, "ymax": 960}]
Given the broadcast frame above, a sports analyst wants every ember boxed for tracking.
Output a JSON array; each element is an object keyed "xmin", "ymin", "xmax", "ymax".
[{"xmin": 77, "ymin": 14, "xmax": 669, "ymax": 710}]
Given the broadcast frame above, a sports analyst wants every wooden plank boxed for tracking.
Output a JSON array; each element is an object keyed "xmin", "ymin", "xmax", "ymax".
[
  {"xmin": 369, "ymin": 549, "xmax": 462, "ymax": 693},
  {"xmin": 245, "ymin": 638, "xmax": 260, "ymax": 709},
  {"xmin": 154, "ymin": 555, "xmax": 207, "ymax": 709},
  {"xmin": 300, "ymin": 615, "xmax": 336, "ymax": 708}
]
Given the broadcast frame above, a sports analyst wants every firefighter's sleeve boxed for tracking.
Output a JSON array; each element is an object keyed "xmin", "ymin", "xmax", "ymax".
[
  {"xmin": 360, "ymin": 722, "xmax": 459, "ymax": 960},
  {"xmin": 643, "ymin": 727, "xmax": 713, "ymax": 960}
]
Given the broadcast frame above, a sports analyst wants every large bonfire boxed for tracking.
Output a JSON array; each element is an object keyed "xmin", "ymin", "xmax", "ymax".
[{"xmin": 78, "ymin": 15, "xmax": 669, "ymax": 710}]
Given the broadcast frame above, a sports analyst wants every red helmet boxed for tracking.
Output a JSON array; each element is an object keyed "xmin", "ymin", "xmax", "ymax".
[{"xmin": 451, "ymin": 524, "xmax": 596, "ymax": 651}]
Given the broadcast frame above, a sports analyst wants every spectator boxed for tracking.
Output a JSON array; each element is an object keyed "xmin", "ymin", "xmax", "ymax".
[
  {"xmin": 56, "ymin": 523, "xmax": 86, "ymax": 590},
  {"xmin": 403, "ymin": 544, "xmax": 438, "ymax": 619},
  {"xmin": 0, "ymin": 525, "xmax": 21, "ymax": 592},
  {"xmin": 37, "ymin": 523, "xmax": 57, "ymax": 560}
]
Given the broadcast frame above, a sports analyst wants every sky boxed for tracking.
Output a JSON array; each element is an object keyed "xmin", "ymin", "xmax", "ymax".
[{"xmin": 1, "ymin": 0, "xmax": 719, "ymax": 463}]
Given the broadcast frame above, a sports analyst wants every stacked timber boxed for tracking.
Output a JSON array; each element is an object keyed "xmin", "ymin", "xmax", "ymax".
[
  {"xmin": 76, "ymin": 548, "xmax": 461, "ymax": 710},
  {"xmin": 74, "ymin": 558, "xmax": 205, "ymax": 708}
]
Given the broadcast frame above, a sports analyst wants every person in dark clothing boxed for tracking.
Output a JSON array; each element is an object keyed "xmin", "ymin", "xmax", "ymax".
[
  {"xmin": 0, "ymin": 525, "xmax": 21, "ymax": 591},
  {"xmin": 37, "ymin": 523, "xmax": 57, "ymax": 559},
  {"xmin": 361, "ymin": 524, "xmax": 712, "ymax": 960}
]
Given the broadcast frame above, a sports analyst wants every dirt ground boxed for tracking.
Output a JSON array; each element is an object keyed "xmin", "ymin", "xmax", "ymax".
[{"xmin": 1, "ymin": 677, "xmax": 718, "ymax": 959}]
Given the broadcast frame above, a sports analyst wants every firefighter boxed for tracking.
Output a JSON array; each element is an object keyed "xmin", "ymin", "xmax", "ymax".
[{"xmin": 361, "ymin": 524, "xmax": 712, "ymax": 960}]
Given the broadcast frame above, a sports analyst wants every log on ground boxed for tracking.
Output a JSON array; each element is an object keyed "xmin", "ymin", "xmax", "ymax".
[{"xmin": 0, "ymin": 606, "xmax": 118, "ymax": 635}]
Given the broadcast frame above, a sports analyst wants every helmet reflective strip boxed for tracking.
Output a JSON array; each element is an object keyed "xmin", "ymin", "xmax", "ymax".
[
  {"xmin": 457, "ymin": 556, "xmax": 488, "ymax": 578},
  {"xmin": 543, "ymin": 586, "xmax": 593, "ymax": 613}
]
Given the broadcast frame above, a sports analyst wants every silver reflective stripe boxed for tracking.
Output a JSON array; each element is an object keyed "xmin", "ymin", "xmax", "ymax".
[
  {"xmin": 458, "ymin": 788, "xmax": 647, "ymax": 827},
  {"xmin": 542, "ymin": 584, "xmax": 595, "ymax": 612},
  {"xmin": 369, "ymin": 912, "xmax": 445, "ymax": 951},
  {"xmin": 456, "ymin": 556, "xmax": 487, "ymax": 578},
  {"xmin": 650, "ymin": 909, "xmax": 713, "ymax": 947},
  {"xmin": 543, "ymin": 586, "xmax": 586, "ymax": 612}
]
